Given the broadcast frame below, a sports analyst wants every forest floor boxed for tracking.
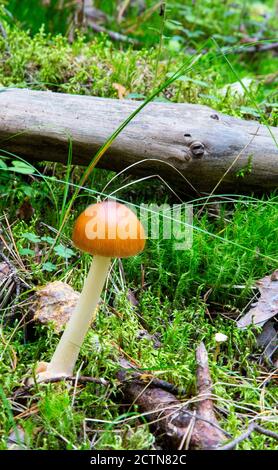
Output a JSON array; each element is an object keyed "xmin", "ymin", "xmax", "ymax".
[{"xmin": 0, "ymin": 0, "xmax": 277, "ymax": 450}]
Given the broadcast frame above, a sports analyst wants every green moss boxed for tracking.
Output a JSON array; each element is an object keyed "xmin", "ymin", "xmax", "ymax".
[{"xmin": 0, "ymin": 18, "xmax": 277, "ymax": 124}]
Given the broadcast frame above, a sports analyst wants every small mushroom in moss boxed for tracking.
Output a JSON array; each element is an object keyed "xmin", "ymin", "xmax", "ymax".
[
  {"xmin": 36, "ymin": 200, "xmax": 146, "ymax": 380},
  {"xmin": 214, "ymin": 332, "xmax": 228, "ymax": 361}
]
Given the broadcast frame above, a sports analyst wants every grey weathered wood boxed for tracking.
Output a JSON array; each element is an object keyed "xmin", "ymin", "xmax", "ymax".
[{"xmin": 0, "ymin": 87, "xmax": 278, "ymax": 193}]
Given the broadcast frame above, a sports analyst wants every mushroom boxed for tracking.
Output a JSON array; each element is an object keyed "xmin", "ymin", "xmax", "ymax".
[
  {"xmin": 36, "ymin": 200, "xmax": 146, "ymax": 380},
  {"xmin": 214, "ymin": 332, "xmax": 228, "ymax": 361}
]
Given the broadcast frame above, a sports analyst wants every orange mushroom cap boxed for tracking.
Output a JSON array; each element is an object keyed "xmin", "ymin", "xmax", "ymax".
[{"xmin": 72, "ymin": 201, "xmax": 146, "ymax": 258}]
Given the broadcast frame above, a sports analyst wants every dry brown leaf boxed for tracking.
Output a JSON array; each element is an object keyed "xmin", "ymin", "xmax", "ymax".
[
  {"xmin": 112, "ymin": 82, "xmax": 128, "ymax": 99},
  {"xmin": 32, "ymin": 281, "xmax": 79, "ymax": 332},
  {"xmin": 237, "ymin": 270, "xmax": 278, "ymax": 328},
  {"xmin": 16, "ymin": 197, "xmax": 35, "ymax": 222}
]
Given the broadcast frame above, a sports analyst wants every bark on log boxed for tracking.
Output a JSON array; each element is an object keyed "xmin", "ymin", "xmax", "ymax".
[{"xmin": 1, "ymin": 88, "xmax": 278, "ymax": 193}]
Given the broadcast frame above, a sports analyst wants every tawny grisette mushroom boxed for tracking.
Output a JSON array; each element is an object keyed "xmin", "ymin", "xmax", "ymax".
[{"xmin": 36, "ymin": 200, "xmax": 146, "ymax": 380}]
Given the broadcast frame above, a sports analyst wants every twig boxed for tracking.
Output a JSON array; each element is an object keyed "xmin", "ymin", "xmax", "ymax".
[
  {"xmin": 129, "ymin": 377, "xmax": 185, "ymax": 395},
  {"xmin": 190, "ymin": 342, "xmax": 227, "ymax": 449},
  {"xmin": 13, "ymin": 375, "xmax": 109, "ymax": 398},
  {"xmin": 183, "ymin": 410, "xmax": 196, "ymax": 450},
  {"xmin": 219, "ymin": 422, "xmax": 278, "ymax": 450},
  {"xmin": 118, "ymin": 357, "xmax": 187, "ymax": 395}
]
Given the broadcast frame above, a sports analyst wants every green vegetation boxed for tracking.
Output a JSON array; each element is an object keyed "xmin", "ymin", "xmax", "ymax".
[{"xmin": 0, "ymin": 0, "xmax": 277, "ymax": 450}]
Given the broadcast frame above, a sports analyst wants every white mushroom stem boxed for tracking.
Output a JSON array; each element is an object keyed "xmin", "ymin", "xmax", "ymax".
[{"xmin": 47, "ymin": 255, "xmax": 111, "ymax": 376}]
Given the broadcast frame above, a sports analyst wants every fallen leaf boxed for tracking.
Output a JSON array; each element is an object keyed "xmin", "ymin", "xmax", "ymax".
[
  {"xmin": 256, "ymin": 321, "xmax": 277, "ymax": 364},
  {"xmin": 7, "ymin": 426, "xmax": 26, "ymax": 450},
  {"xmin": 237, "ymin": 270, "xmax": 278, "ymax": 328},
  {"xmin": 16, "ymin": 197, "xmax": 35, "ymax": 222},
  {"xmin": 32, "ymin": 281, "xmax": 79, "ymax": 332},
  {"xmin": 36, "ymin": 361, "xmax": 48, "ymax": 373},
  {"xmin": 112, "ymin": 82, "xmax": 129, "ymax": 99}
]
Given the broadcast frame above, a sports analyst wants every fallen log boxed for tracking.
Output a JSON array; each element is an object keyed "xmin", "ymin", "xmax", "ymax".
[{"xmin": 0, "ymin": 88, "xmax": 278, "ymax": 193}]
